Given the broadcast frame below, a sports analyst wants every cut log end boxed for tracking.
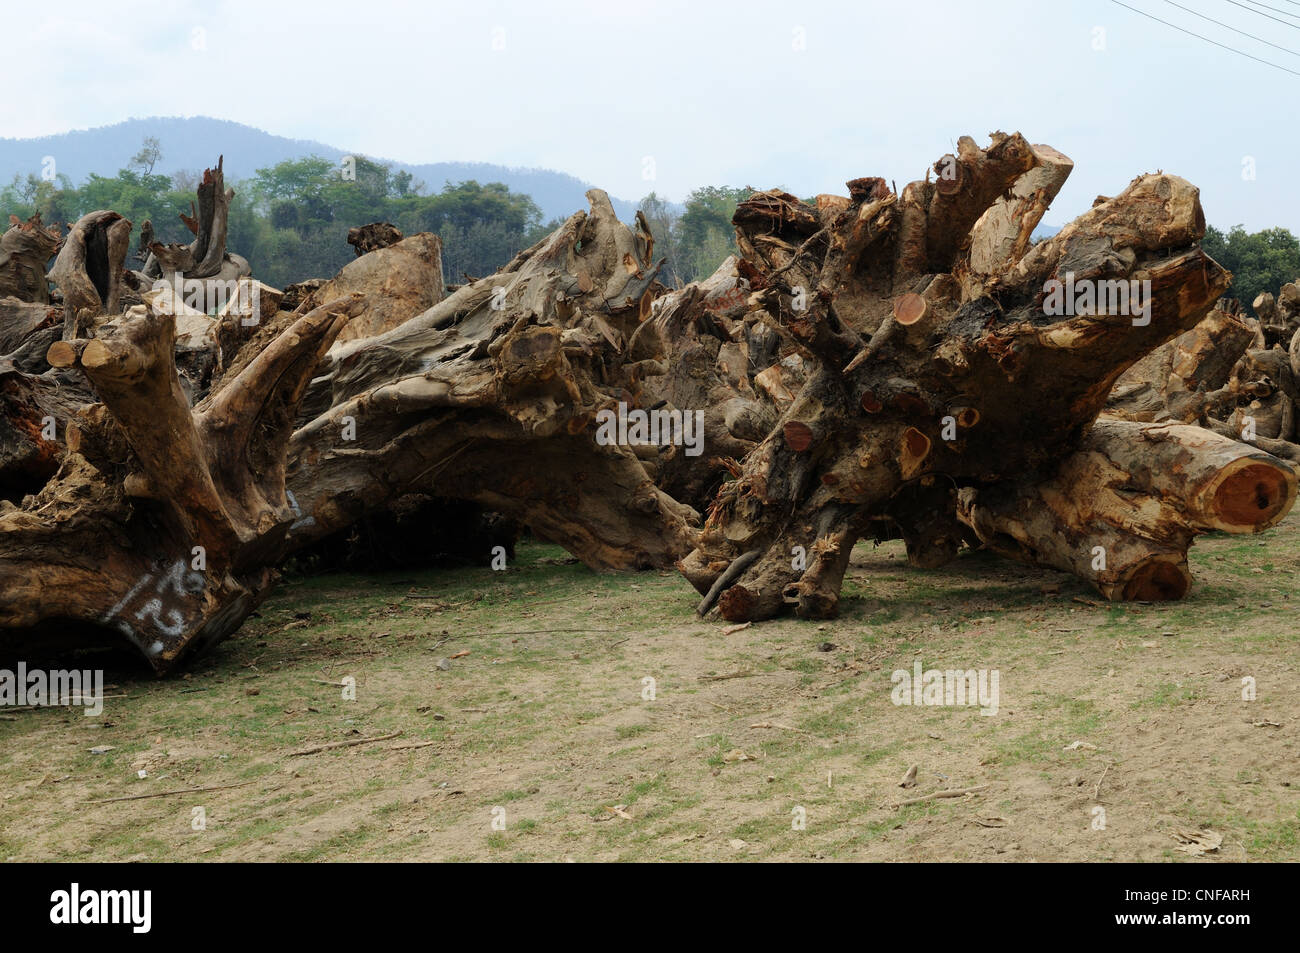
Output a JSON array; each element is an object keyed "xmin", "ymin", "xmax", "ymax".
[
  {"xmin": 46, "ymin": 340, "xmax": 79, "ymax": 368},
  {"xmin": 80, "ymin": 339, "xmax": 114, "ymax": 371},
  {"xmin": 1110, "ymin": 555, "xmax": 1192, "ymax": 602},
  {"xmin": 933, "ymin": 156, "xmax": 963, "ymax": 196},
  {"xmin": 899, "ymin": 427, "xmax": 932, "ymax": 479},
  {"xmin": 892, "ymin": 293, "xmax": 928, "ymax": 326},
  {"xmin": 717, "ymin": 584, "xmax": 755, "ymax": 622},
  {"xmin": 1199, "ymin": 459, "xmax": 1297, "ymax": 532},
  {"xmin": 782, "ymin": 421, "xmax": 815, "ymax": 452}
]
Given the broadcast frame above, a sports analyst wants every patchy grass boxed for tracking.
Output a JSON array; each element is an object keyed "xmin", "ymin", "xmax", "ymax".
[{"xmin": 2, "ymin": 514, "xmax": 1299, "ymax": 861}]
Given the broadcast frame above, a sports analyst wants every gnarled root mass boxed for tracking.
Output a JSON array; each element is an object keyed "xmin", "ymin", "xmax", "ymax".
[{"xmin": 669, "ymin": 133, "xmax": 1291, "ymax": 620}]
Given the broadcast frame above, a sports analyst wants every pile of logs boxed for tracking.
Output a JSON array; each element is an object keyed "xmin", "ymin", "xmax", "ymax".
[{"xmin": 0, "ymin": 133, "xmax": 1295, "ymax": 671}]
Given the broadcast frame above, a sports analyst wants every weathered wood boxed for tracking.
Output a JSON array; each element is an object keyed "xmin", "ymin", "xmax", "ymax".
[
  {"xmin": 283, "ymin": 190, "xmax": 696, "ymax": 575},
  {"xmin": 0, "ymin": 214, "xmax": 62, "ymax": 303},
  {"xmin": 48, "ymin": 210, "xmax": 133, "ymax": 336},
  {"xmin": 0, "ymin": 133, "xmax": 1292, "ymax": 671},
  {"xmin": 1253, "ymin": 282, "xmax": 1300, "ymax": 348},
  {"xmin": 1108, "ymin": 303, "xmax": 1258, "ymax": 423},
  {"xmin": 0, "ymin": 293, "xmax": 361, "ymax": 668},
  {"xmin": 305, "ymin": 232, "xmax": 444, "ymax": 346},
  {"xmin": 0, "ymin": 298, "xmax": 61, "ymax": 367},
  {"xmin": 144, "ymin": 157, "xmax": 233, "ymax": 281},
  {"xmin": 966, "ymin": 143, "xmax": 1073, "ymax": 284}
]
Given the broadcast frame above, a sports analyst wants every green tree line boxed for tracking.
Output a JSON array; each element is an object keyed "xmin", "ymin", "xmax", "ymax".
[
  {"xmin": 1201, "ymin": 225, "xmax": 1300, "ymax": 311},
  {"xmin": 14, "ymin": 139, "xmax": 1297, "ymax": 308},
  {"xmin": 1, "ymin": 139, "xmax": 760, "ymax": 292},
  {"xmin": 1, "ymin": 150, "xmax": 555, "ymax": 289}
]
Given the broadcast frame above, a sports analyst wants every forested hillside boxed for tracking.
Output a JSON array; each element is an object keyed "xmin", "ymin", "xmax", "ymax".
[
  {"xmin": 0, "ymin": 117, "xmax": 634, "ymax": 222},
  {"xmin": 0, "ymin": 137, "xmax": 757, "ymax": 289}
]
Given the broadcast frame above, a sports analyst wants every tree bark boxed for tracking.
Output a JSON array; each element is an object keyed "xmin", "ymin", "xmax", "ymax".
[{"xmin": 956, "ymin": 418, "xmax": 1296, "ymax": 600}]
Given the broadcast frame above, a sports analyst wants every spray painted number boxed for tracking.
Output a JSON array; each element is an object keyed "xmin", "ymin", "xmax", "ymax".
[{"xmin": 101, "ymin": 560, "xmax": 206, "ymax": 653}]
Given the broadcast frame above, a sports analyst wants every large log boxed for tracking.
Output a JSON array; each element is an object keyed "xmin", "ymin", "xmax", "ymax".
[{"xmin": 956, "ymin": 419, "xmax": 1296, "ymax": 601}]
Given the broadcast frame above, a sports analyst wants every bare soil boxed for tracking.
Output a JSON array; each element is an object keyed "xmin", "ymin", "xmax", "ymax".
[{"xmin": 2, "ymin": 515, "xmax": 1298, "ymax": 862}]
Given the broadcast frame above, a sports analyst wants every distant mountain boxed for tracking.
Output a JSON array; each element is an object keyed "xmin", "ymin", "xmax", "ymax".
[
  {"xmin": 0, "ymin": 116, "xmax": 638, "ymax": 223},
  {"xmin": 1031, "ymin": 224, "xmax": 1061, "ymax": 241}
]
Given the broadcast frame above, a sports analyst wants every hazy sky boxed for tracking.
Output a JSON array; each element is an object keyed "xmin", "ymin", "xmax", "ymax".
[{"xmin": 4, "ymin": 0, "xmax": 1295, "ymax": 229}]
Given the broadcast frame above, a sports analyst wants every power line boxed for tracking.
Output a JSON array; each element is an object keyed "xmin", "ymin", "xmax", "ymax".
[
  {"xmin": 1223, "ymin": 0, "xmax": 1300, "ymax": 29},
  {"xmin": 1238, "ymin": 0, "xmax": 1300, "ymax": 20},
  {"xmin": 1162, "ymin": 0, "xmax": 1300, "ymax": 56},
  {"xmin": 1108, "ymin": 0, "xmax": 1300, "ymax": 75}
]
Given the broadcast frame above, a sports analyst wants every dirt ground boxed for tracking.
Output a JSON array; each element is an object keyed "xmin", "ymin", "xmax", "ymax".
[{"xmin": 2, "ymin": 512, "xmax": 1298, "ymax": 862}]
